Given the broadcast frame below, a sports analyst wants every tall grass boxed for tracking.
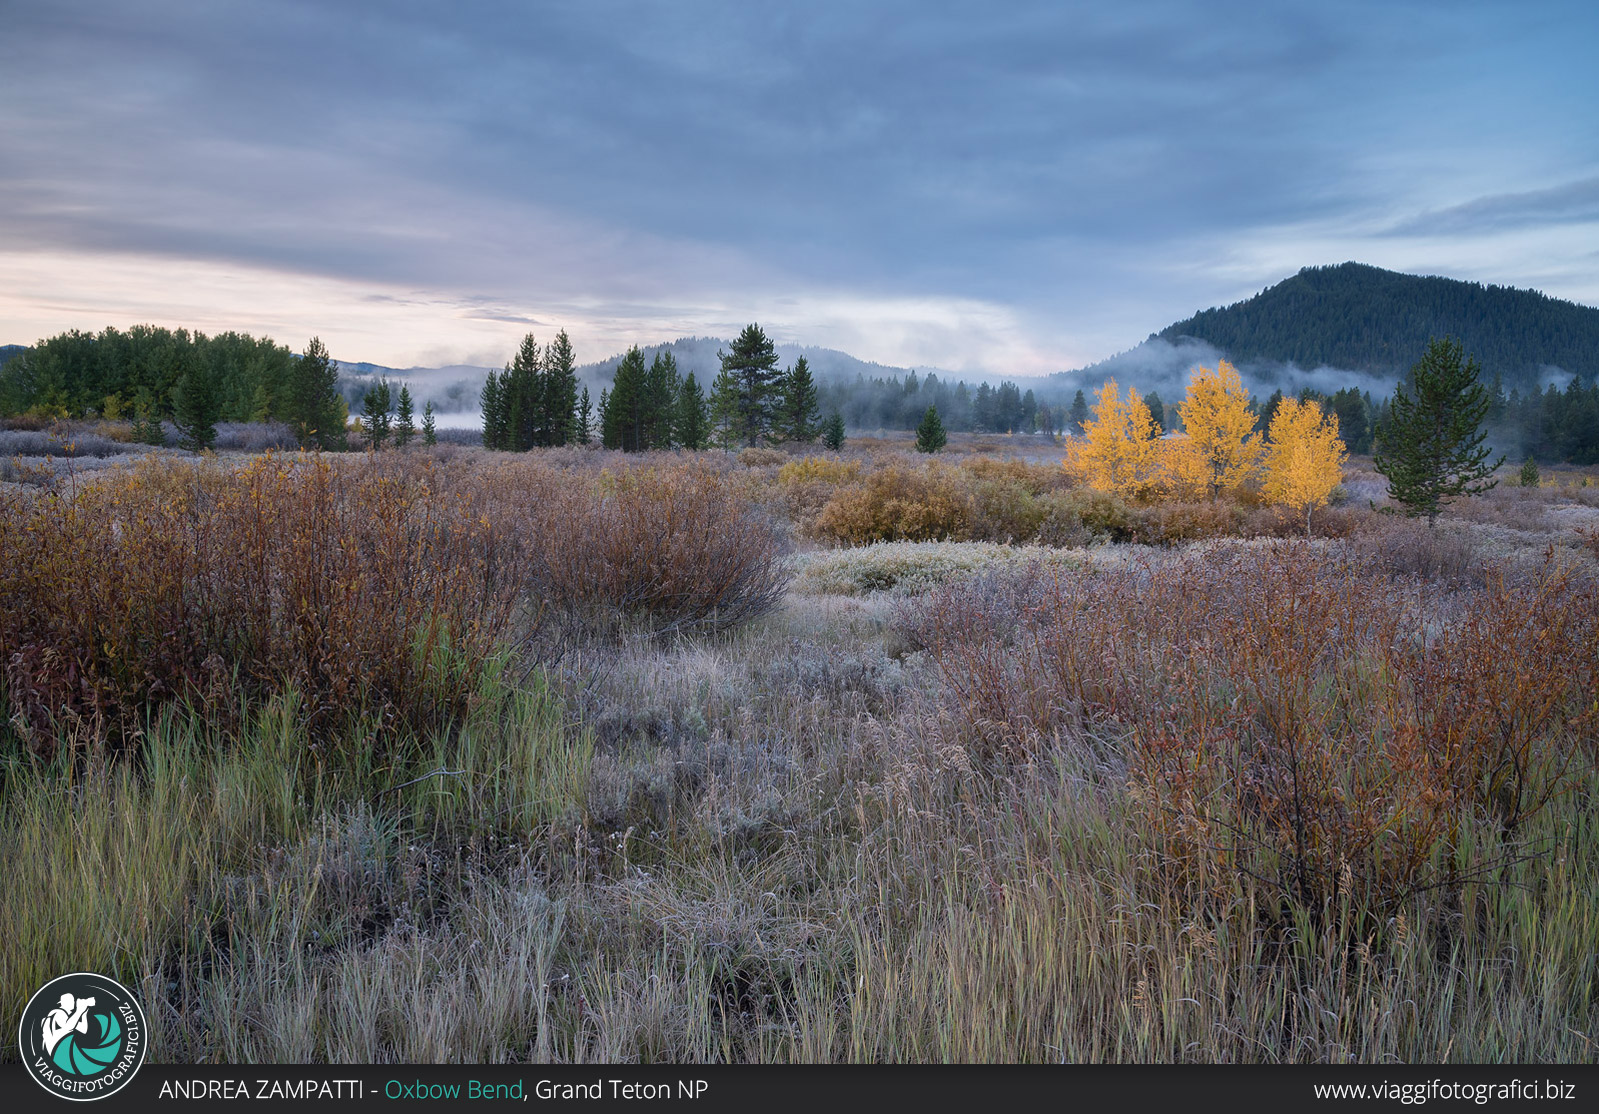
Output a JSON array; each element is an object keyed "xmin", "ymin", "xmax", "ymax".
[{"xmin": 1, "ymin": 449, "xmax": 1596, "ymax": 1064}]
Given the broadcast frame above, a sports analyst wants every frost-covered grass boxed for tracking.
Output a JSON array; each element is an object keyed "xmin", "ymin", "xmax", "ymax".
[{"xmin": 791, "ymin": 540, "xmax": 1084, "ymax": 596}]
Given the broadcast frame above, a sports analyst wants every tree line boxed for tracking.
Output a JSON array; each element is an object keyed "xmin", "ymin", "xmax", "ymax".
[
  {"xmin": 480, "ymin": 324, "xmax": 840, "ymax": 452},
  {"xmin": 0, "ymin": 325, "xmax": 348, "ymax": 451},
  {"xmin": 1159, "ymin": 262, "xmax": 1599, "ymax": 385}
]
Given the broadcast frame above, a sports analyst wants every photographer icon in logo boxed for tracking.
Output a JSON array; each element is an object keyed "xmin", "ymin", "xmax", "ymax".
[{"xmin": 19, "ymin": 973, "xmax": 147, "ymax": 1101}]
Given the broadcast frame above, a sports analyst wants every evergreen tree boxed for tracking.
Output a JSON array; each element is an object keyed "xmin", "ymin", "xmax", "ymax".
[
  {"xmin": 421, "ymin": 401, "xmax": 437, "ymax": 446},
  {"xmin": 503, "ymin": 334, "xmax": 542, "ymax": 451},
  {"xmin": 602, "ymin": 347, "xmax": 648, "ymax": 450},
  {"xmin": 132, "ymin": 392, "xmax": 166, "ymax": 446},
  {"xmin": 1069, "ymin": 389, "xmax": 1088, "ymax": 434},
  {"xmin": 821, "ymin": 412, "xmax": 846, "ymax": 451},
  {"xmin": 1519, "ymin": 457, "xmax": 1539, "ymax": 487},
  {"xmin": 480, "ymin": 369, "xmax": 507, "ymax": 450},
  {"xmin": 1374, "ymin": 337, "xmax": 1504, "ymax": 524},
  {"xmin": 394, "ymin": 384, "xmax": 415, "ymax": 447},
  {"xmin": 543, "ymin": 330, "xmax": 579, "ymax": 445},
  {"xmin": 915, "ymin": 405, "xmax": 947, "ymax": 453},
  {"xmin": 708, "ymin": 366, "xmax": 742, "ymax": 450},
  {"xmin": 778, "ymin": 355, "xmax": 820, "ymax": 442},
  {"xmin": 1143, "ymin": 390, "xmax": 1167, "ymax": 435},
  {"xmin": 284, "ymin": 336, "xmax": 344, "ymax": 449},
  {"xmin": 171, "ymin": 366, "xmax": 220, "ymax": 452},
  {"xmin": 643, "ymin": 351, "xmax": 681, "ymax": 449},
  {"xmin": 577, "ymin": 386, "xmax": 593, "ymax": 445},
  {"xmin": 712, "ymin": 324, "xmax": 782, "ymax": 446},
  {"xmin": 361, "ymin": 380, "xmax": 393, "ymax": 449},
  {"xmin": 675, "ymin": 371, "xmax": 710, "ymax": 450}
]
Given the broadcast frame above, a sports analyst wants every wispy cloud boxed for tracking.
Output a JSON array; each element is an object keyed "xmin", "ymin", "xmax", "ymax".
[{"xmin": 1383, "ymin": 178, "xmax": 1599, "ymax": 238}]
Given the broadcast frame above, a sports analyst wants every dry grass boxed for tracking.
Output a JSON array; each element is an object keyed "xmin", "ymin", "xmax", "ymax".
[{"xmin": 2, "ymin": 448, "xmax": 1597, "ymax": 1064}]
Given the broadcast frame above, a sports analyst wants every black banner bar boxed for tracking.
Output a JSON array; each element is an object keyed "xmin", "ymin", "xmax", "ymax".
[{"xmin": 3, "ymin": 1063, "xmax": 1594, "ymax": 1114}]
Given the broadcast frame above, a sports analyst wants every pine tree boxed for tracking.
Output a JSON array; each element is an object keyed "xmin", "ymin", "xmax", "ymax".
[
  {"xmin": 1069, "ymin": 389, "xmax": 1088, "ymax": 435},
  {"xmin": 480, "ymin": 369, "xmax": 507, "ymax": 450},
  {"xmin": 644, "ymin": 351, "xmax": 681, "ymax": 449},
  {"xmin": 421, "ymin": 401, "xmax": 437, "ymax": 446},
  {"xmin": 362, "ymin": 380, "xmax": 392, "ymax": 449},
  {"xmin": 778, "ymin": 355, "xmax": 820, "ymax": 442},
  {"xmin": 577, "ymin": 386, "xmax": 593, "ymax": 445},
  {"xmin": 602, "ymin": 347, "xmax": 648, "ymax": 451},
  {"xmin": 708, "ymin": 366, "xmax": 742, "ymax": 450},
  {"xmin": 713, "ymin": 324, "xmax": 782, "ymax": 446},
  {"xmin": 1374, "ymin": 337, "xmax": 1504, "ymax": 524},
  {"xmin": 543, "ymin": 330, "xmax": 579, "ymax": 445},
  {"xmin": 394, "ymin": 384, "xmax": 415, "ymax": 447},
  {"xmin": 503, "ymin": 334, "xmax": 542, "ymax": 451},
  {"xmin": 133, "ymin": 392, "xmax": 166, "ymax": 446},
  {"xmin": 284, "ymin": 336, "xmax": 344, "ymax": 449},
  {"xmin": 171, "ymin": 366, "xmax": 220, "ymax": 452},
  {"xmin": 1519, "ymin": 457, "xmax": 1539, "ymax": 487},
  {"xmin": 674, "ymin": 371, "xmax": 710, "ymax": 450},
  {"xmin": 915, "ymin": 405, "xmax": 947, "ymax": 453},
  {"xmin": 1143, "ymin": 390, "xmax": 1167, "ymax": 435},
  {"xmin": 821, "ymin": 412, "xmax": 846, "ymax": 452}
]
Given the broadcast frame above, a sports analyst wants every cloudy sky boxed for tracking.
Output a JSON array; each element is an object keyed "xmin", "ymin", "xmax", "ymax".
[{"xmin": 3, "ymin": 0, "xmax": 1595, "ymax": 375}]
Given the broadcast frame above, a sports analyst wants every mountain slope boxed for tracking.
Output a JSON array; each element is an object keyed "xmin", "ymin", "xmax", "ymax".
[{"xmin": 1157, "ymin": 262, "xmax": 1599, "ymax": 385}]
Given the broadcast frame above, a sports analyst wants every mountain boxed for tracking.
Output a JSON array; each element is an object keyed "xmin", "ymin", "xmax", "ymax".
[
  {"xmin": 0, "ymin": 344, "xmax": 25, "ymax": 367},
  {"xmin": 1156, "ymin": 262, "xmax": 1599, "ymax": 387},
  {"xmin": 573, "ymin": 336, "xmax": 1003, "ymax": 390}
]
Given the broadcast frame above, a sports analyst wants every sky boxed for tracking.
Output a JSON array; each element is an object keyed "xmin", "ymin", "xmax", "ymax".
[{"xmin": 3, "ymin": 0, "xmax": 1596, "ymax": 377}]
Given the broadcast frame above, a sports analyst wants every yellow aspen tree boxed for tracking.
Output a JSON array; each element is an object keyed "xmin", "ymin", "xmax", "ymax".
[
  {"xmin": 1068, "ymin": 379, "xmax": 1160, "ymax": 498},
  {"xmin": 1262, "ymin": 397, "xmax": 1347, "ymax": 535},
  {"xmin": 1175, "ymin": 359, "xmax": 1262, "ymax": 500}
]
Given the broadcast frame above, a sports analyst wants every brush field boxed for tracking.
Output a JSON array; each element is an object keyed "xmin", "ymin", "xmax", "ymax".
[{"xmin": 2, "ymin": 429, "xmax": 1597, "ymax": 1063}]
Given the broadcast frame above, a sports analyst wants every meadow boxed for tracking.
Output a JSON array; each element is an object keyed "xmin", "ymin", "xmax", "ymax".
[{"xmin": 2, "ymin": 425, "xmax": 1597, "ymax": 1063}]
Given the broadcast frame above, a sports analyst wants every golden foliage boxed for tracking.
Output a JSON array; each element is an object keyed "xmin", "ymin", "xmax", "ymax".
[
  {"xmin": 1262, "ymin": 397, "xmax": 1347, "ymax": 534},
  {"xmin": 1066, "ymin": 380, "xmax": 1161, "ymax": 499},
  {"xmin": 1173, "ymin": 359, "xmax": 1261, "ymax": 499}
]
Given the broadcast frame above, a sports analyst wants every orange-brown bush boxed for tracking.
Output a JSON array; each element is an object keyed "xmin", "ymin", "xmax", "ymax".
[
  {"xmin": 902, "ymin": 543, "xmax": 1599, "ymax": 912},
  {"xmin": 480, "ymin": 460, "xmax": 790, "ymax": 635},
  {"xmin": 0, "ymin": 454, "xmax": 520, "ymax": 752},
  {"xmin": 813, "ymin": 462, "xmax": 974, "ymax": 545}
]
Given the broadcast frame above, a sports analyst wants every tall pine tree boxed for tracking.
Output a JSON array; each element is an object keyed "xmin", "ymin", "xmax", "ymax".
[
  {"xmin": 675, "ymin": 371, "xmax": 710, "ymax": 450},
  {"xmin": 1374, "ymin": 336, "xmax": 1503, "ymax": 524},
  {"xmin": 711, "ymin": 324, "xmax": 782, "ymax": 446},
  {"xmin": 778, "ymin": 355, "xmax": 820, "ymax": 442},
  {"xmin": 542, "ymin": 330, "xmax": 579, "ymax": 446}
]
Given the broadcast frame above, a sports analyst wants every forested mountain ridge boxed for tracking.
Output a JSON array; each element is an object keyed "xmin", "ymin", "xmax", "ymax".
[{"xmin": 1158, "ymin": 262, "xmax": 1599, "ymax": 386}]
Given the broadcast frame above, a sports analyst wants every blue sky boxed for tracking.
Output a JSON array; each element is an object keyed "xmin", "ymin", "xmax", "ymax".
[{"xmin": 2, "ymin": 0, "xmax": 1595, "ymax": 374}]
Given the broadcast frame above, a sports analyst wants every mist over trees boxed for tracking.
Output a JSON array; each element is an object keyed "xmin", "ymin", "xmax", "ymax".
[{"xmin": 1159, "ymin": 262, "xmax": 1599, "ymax": 387}]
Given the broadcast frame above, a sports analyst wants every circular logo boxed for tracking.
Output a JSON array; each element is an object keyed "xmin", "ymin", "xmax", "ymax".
[{"xmin": 18, "ymin": 972, "xmax": 148, "ymax": 1101}]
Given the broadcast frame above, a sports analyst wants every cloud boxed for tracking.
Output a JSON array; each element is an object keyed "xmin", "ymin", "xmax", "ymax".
[{"xmin": 1383, "ymin": 178, "xmax": 1599, "ymax": 238}]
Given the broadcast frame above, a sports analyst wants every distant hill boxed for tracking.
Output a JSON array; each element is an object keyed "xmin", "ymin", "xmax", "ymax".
[
  {"xmin": 0, "ymin": 344, "xmax": 25, "ymax": 367},
  {"xmin": 574, "ymin": 336, "xmax": 997, "ymax": 389},
  {"xmin": 1157, "ymin": 262, "xmax": 1599, "ymax": 387}
]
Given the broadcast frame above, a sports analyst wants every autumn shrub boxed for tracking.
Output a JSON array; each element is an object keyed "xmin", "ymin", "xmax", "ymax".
[
  {"xmin": 902, "ymin": 542, "xmax": 1599, "ymax": 913},
  {"xmin": 813, "ymin": 462, "xmax": 973, "ymax": 545},
  {"xmin": 508, "ymin": 462, "xmax": 791, "ymax": 634},
  {"xmin": 738, "ymin": 446, "xmax": 789, "ymax": 468},
  {"xmin": 777, "ymin": 456, "xmax": 860, "ymax": 486},
  {"xmin": 1350, "ymin": 517, "xmax": 1482, "ymax": 585},
  {"xmin": 0, "ymin": 453, "xmax": 520, "ymax": 753},
  {"xmin": 1036, "ymin": 488, "xmax": 1136, "ymax": 544},
  {"xmin": 1126, "ymin": 500, "xmax": 1246, "ymax": 546}
]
